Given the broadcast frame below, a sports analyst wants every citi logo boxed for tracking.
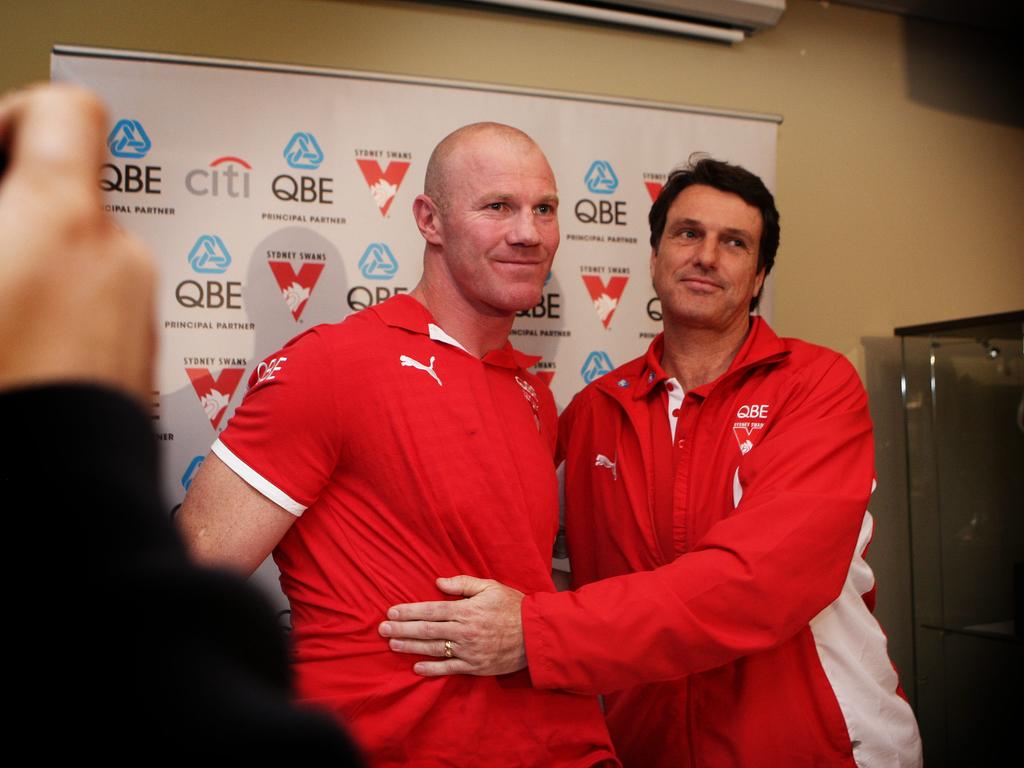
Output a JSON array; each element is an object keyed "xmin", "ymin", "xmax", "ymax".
[
  {"xmin": 359, "ymin": 243, "xmax": 399, "ymax": 280},
  {"xmin": 107, "ymin": 119, "xmax": 152, "ymax": 159},
  {"xmin": 181, "ymin": 455, "xmax": 204, "ymax": 490},
  {"xmin": 581, "ymin": 351, "xmax": 614, "ymax": 384},
  {"xmin": 584, "ymin": 161, "xmax": 618, "ymax": 194},
  {"xmin": 283, "ymin": 132, "xmax": 324, "ymax": 170},
  {"xmin": 188, "ymin": 235, "xmax": 232, "ymax": 274},
  {"xmin": 186, "ymin": 156, "xmax": 251, "ymax": 198}
]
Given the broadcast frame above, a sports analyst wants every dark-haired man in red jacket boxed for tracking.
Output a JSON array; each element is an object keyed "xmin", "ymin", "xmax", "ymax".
[{"xmin": 381, "ymin": 158, "xmax": 923, "ymax": 768}]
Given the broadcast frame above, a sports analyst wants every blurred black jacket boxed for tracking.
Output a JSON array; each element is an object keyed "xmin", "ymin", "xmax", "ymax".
[{"xmin": 5, "ymin": 384, "xmax": 364, "ymax": 762}]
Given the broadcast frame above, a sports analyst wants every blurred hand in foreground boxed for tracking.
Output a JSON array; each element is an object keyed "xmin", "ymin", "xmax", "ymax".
[{"xmin": 0, "ymin": 83, "xmax": 155, "ymax": 401}]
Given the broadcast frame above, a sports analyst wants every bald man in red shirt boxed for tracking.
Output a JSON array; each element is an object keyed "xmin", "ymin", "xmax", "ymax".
[{"xmin": 178, "ymin": 123, "xmax": 618, "ymax": 768}]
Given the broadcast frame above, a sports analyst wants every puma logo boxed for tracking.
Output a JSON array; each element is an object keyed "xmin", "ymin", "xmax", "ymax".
[
  {"xmin": 400, "ymin": 354, "xmax": 442, "ymax": 386},
  {"xmin": 594, "ymin": 453, "xmax": 617, "ymax": 480}
]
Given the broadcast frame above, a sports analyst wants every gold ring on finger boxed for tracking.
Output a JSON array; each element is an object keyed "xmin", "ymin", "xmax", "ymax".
[{"xmin": 444, "ymin": 639, "xmax": 454, "ymax": 658}]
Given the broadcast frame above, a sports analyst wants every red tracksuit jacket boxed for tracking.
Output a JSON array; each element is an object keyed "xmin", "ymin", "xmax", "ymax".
[{"xmin": 521, "ymin": 318, "xmax": 922, "ymax": 767}]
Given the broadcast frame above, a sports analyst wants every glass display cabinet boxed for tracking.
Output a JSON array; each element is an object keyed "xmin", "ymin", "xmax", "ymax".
[{"xmin": 897, "ymin": 310, "xmax": 1022, "ymax": 766}]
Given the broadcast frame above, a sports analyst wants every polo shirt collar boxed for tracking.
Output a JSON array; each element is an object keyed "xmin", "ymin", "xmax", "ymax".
[
  {"xmin": 635, "ymin": 334, "xmax": 670, "ymax": 399},
  {"xmin": 428, "ymin": 323, "xmax": 470, "ymax": 354},
  {"xmin": 632, "ymin": 315, "xmax": 789, "ymax": 400},
  {"xmin": 371, "ymin": 294, "xmax": 540, "ymax": 370}
]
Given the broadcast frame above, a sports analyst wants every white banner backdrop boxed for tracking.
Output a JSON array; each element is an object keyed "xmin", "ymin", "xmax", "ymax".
[{"xmin": 53, "ymin": 46, "xmax": 779, "ymax": 609}]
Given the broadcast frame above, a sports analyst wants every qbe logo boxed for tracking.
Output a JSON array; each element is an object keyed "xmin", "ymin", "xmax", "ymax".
[
  {"xmin": 356, "ymin": 159, "xmax": 411, "ymax": 217},
  {"xmin": 585, "ymin": 161, "xmax": 619, "ymax": 194},
  {"xmin": 517, "ymin": 270, "xmax": 561, "ymax": 319},
  {"xmin": 581, "ymin": 273, "xmax": 629, "ymax": 329},
  {"xmin": 186, "ymin": 156, "xmax": 252, "ymax": 198},
  {"xmin": 647, "ymin": 296, "xmax": 662, "ymax": 322},
  {"xmin": 576, "ymin": 160, "xmax": 626, "ymax": 226},
  {"xmin": 358, "ymin": 243, "xmax": 399, "ymax": 280},
  {"xmin": 252, "ymin": 356, "xmax": 287, "ymax": 390},
  {"xmin": 274, "ymin": 132, "xmax": 333, "ymax": 204},
  {"xmin": 108, "ymin": 119, "xmax": 151, "ymax": 158},
  {"xmin": 101, "ymin": 118, "xmax": 161, "ymax": 194},
  {"xmin": 176, "ymin": 235, "xmax": 242, "ymax": 309},
  {"xmin": 348, "ymin": 243, "xmax": 408, "ymax": 311},
  {"xmin": 188, "ymin": 235, "xmax": 231, "ymax": 274},
  {"xmin": 181, "ymin": 455, "xmax": 205, "ymax": 490},
  {"xmin": 581, "ymin": 351, "xmax": 614, "ymax": 384},
  {"xmin": 284, "ymin": 132, "xmax": 324, "ymax": 169},
  {"xmin": 733, "ymin": 404, "xmax": 770, "ymax": 455},
  {"xmin": 185, "ymin": 366, "xmax": 246, "ymax": 429}
]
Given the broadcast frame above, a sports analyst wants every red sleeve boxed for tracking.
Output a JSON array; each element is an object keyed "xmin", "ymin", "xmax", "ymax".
[
  {"xmin": 213, "ymin": 329, "xmax": 343, "ymax": 515},
  {"xmin": 522, "ymin": 356, "xmax": 874, "ymax": 694}
]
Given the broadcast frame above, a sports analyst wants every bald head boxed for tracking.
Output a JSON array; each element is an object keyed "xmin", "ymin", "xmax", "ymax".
[
  {"xmin": 409, "ymin": 120, "xmax": 559, "ymax": 334},
  {"xmin": 424, "ymin": 122, "xmax": 545, "ymax": 212}
]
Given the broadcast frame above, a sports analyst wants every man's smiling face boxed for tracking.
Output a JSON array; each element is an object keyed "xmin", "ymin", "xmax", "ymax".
[{"xmin": 651, "ymin": 183, "xmax": 765, "ymax": 335}]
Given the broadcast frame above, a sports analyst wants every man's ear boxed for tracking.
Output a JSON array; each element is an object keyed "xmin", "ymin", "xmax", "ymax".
[
  {"xmin": 753, "ymin": 266, "xmax": 766, "ymax": 299},
  {"xmin": 649, "ymin": 247, "xmax": 658, "ymax": 283},
  {"xmin": 413, "ymin": 194, "xmax": 443, "ymax": 247}
]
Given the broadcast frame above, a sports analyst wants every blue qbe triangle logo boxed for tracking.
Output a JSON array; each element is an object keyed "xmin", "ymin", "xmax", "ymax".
[
  {"xmin": 107, "ymin": 119, "xmax": 152, "ymax": 159},
  {"xmin": 581, "ymin": 351, "xmax": 614, "ymax": 383},
  {"xmin": 188, "ymin": 235, "xmax": 231, "ymax": 274},
  {"xmin": 358, "ymin": 243, "xmax": 399, "ymax": 280},
  {"xmin": 584, "ymin": 160, "xmax": 618, "ymax": 195},
  {"xmin": 283, "ymin": 132, "xmax": 324, "ymax": 170},
  {"xmin": 181, "ymin": 455, "xmax": 205, "ymax": 490}
]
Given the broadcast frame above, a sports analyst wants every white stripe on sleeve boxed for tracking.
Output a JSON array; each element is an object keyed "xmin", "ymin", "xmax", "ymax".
[{"xmin": 211, "ymin": 438, "xmax": 307, "ymax": 517}]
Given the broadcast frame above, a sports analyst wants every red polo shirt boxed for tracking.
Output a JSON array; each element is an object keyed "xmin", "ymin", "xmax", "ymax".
[{"xmin": 215, "ymin": 295, "xmax": 616, "ymax": 767}]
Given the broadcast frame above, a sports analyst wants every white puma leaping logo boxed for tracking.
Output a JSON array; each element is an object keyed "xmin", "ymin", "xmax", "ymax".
[
  {"xmin": 400, "ymin": 354, "xmax": 442, "ymax": 386},
  {"xmin": 595, "ymin": 453, "xmax": 617, "ymax": 480}
]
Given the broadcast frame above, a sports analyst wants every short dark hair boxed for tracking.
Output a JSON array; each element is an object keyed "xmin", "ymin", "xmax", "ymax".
[{"xmin": 648, "ymin": 156, "xmax": 780, "ymax": 311}]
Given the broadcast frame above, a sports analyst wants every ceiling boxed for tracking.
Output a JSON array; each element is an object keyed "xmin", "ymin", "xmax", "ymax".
[{"xmin": 829, "ymin": 1, "xmax": 1021, "ymax": 32}]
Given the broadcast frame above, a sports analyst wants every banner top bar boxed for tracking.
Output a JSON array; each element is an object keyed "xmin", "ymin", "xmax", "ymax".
[{"xmin": 52, "ymin": 45, "xmax": 783, "ymax": 126}]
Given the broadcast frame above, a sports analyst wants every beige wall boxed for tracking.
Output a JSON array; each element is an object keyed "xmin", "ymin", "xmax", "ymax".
[{"xmin": 3, "ymin": 0, "xmax": 1022, "ymax": 362}]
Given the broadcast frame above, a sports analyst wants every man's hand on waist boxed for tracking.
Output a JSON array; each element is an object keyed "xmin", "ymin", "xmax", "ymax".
[{"xmin": 379, "ymin": 575, "xmax": 527, "ymax": 677}]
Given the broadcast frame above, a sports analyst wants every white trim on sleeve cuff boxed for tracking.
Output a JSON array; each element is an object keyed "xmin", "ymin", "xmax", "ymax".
[{"xmin": 211, "ymin": 438, "xmax": 306, "ymax": 517}]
